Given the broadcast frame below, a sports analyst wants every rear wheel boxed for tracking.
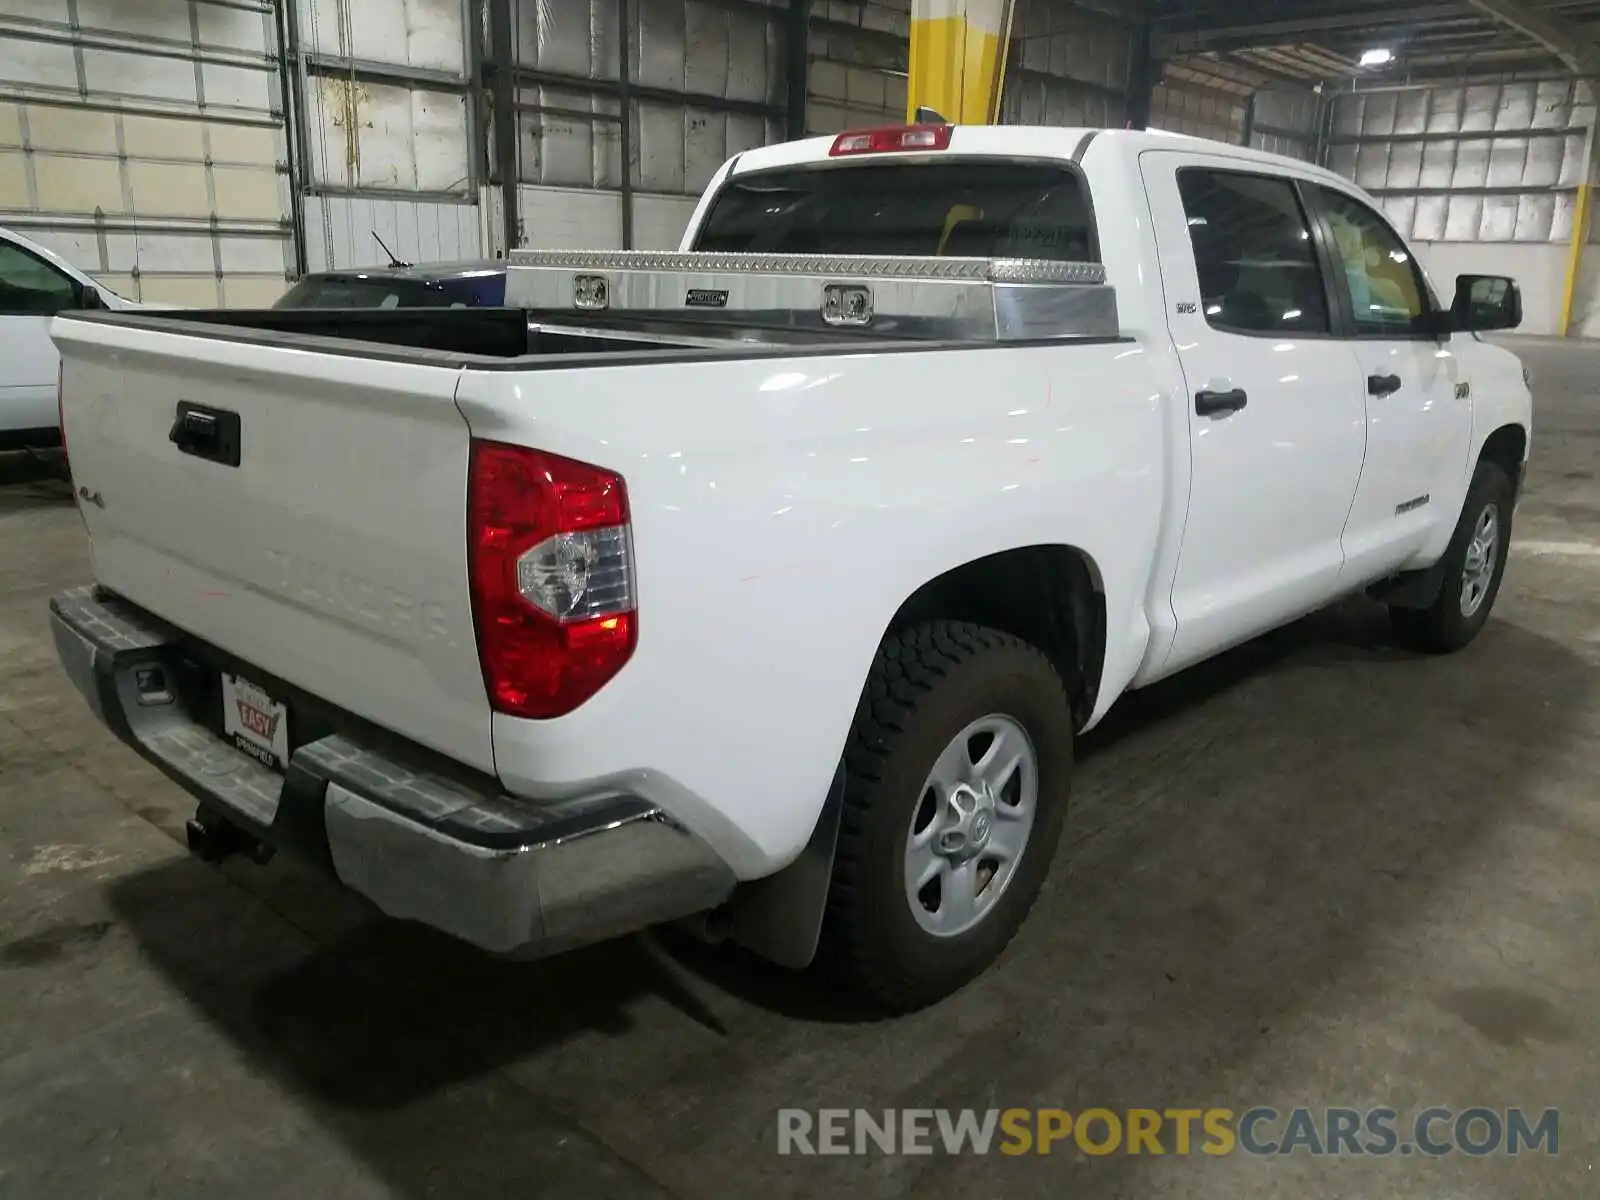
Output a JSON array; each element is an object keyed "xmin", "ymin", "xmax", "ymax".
[
  {"xmin": 1389, "ymin": 460, "xmax": 1514, "ymax": 653},
  {"xmin": 819, "ymin": 621, "xmax": 1073, "ymax": 1012}
]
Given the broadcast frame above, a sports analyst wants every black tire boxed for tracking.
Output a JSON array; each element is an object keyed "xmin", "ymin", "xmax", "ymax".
[
  {"xmin": 819, "ymin": 621, "xmax": 1074, "ymax": 1012},
  {"xmin": 1389, "ymin": 460, "xmax": 1515, "ymax": 654}
]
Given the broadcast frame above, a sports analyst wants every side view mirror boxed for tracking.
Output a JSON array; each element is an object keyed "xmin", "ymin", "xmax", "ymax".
[
  {"xmin": 1449, "ymin": 274, "xmax": 1521, "ymax": 333},
  {"xmin": 77, "ymin": 285, "xmax": 105, "ymax": 311}
]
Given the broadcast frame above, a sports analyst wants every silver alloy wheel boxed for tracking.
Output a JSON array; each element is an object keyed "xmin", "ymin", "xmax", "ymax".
[
  {"xmin": 1460, "ymin": 504, "xmax": 1501, "ymax": 619},
  {"xmin": 903, "ymin": 713, "xmax": 1038, "ymax": 938}
]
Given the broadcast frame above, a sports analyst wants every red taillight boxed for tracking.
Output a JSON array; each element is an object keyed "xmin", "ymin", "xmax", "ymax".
[
  {"xmin": 828, "ymin": 123, "xmax": 953, "ymax": 156},
  {"xmin": 467, "ymin": 440, "xmax": 637, "ymax": 720}
]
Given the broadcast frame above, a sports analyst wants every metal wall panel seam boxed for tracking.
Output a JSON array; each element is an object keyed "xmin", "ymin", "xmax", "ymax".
[
  {"xmin": 0, "ymin": 91, "xmax": 279, "ymax": 126},
  {"xmin": 65, "ymin": 0, "xmax": 87, "ymax": 100},
  {"xmin": 0, "ymin": 19, "xmax": 279, "ymax": 72},
  {"xmin": 0, "ymin": 213, "xmax": 284, "ymax": 235},
  {"xmin": 190, "ymin": 0, "xmax": 227, "ymax": 306},
  {"xmin": 113, "ymin": 112, "xmax": 138, "ymax": 297},
  {"xmin": 15, "ymin": 104, "xmax": 40, "ymax": 214}
]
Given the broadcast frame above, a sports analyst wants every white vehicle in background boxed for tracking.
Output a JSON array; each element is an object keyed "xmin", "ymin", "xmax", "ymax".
[
  {"xmin": 48, "ymin": 125, "xmax": 1531, "ymax": 1012},
  {"xmin": 0, "ymin": 225, "xmax": 142, "ymax": 452}
]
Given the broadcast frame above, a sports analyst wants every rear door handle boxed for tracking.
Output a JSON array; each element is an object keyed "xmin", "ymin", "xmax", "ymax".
[
  {"xmin": 1195, "ymin": 387, "xmax": 1248, "ymax": 417},
  {"xmin": 1368, "ymin": 373, "xmax": 1403, "ymax": 397}
]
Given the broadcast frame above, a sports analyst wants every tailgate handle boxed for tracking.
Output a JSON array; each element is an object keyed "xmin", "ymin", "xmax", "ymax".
[{"xmin": 170, "ymin": 402, "xmax": 242, "ymax": 467}]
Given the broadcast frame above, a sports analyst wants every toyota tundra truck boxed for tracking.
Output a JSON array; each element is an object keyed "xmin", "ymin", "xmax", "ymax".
[{"xmin": 48, "ymin": 125, "xmax": 1531, "ymax": 1011}]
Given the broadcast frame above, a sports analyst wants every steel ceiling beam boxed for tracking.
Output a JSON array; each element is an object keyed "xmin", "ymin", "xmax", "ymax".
[
  {"xmin": 1154, "ymin": 6, "xmax": 1470, "ymax": 56},
  {"xmin": 1462, "ymin": 0, "xmax": 1600, "ymax": 73},
  {"xmin": 1219, "ymin": 51, "xmax": 1318, "ymax": 89}
]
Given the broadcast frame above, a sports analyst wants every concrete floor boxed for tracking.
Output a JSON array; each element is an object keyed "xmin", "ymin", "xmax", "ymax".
[{"xmin": 1, "ymin": 336, "xmax": 1596, "ymax": 1198}]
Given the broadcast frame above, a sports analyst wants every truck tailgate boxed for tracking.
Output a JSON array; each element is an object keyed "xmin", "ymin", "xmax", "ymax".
[{"xmin": 52, "ymin": 316, "xmax": 493, "ymax": 773}]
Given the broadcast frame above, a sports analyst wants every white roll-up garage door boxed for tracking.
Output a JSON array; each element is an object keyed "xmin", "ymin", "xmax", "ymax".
[{"xmin": 0, "ymin": 0, "xmax": 292, "ymax": 306}]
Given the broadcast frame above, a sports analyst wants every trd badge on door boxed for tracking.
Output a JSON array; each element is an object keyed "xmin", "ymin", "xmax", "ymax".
[
  {"xmin": 1396, "ymin": 494, "xmax": 1431, "ymax": 515},
  {"xmin": 1455, "ymin": 382, "xmax": 1472, "ymax": 400}
]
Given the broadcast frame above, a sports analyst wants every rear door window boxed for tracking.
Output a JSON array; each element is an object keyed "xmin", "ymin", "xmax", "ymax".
[
  {"xmin": 691, "ymin": 162, "xmax": 1097, "ymax": 262},
  {"xmin": 1176, "ymin": 169, "xmax": 1331, "ymax": 336}
]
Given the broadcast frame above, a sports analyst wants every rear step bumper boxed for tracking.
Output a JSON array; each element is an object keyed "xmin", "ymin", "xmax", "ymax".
[{"xmin": 49, "ymin": 585, "xmax": 736, "ymax": 958}]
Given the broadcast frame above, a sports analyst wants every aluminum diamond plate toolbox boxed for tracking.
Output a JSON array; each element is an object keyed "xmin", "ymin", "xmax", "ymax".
[{"xmin": 505, "ymin": 250, "xmax": 1119, "ymax": 343}]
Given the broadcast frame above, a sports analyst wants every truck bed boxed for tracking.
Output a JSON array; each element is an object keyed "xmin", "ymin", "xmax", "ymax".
[
  {"xmin": 70, "ymin": 247, "xmax": 1120, "ymax": 368},
  {"xmin": 66, "ymin": 304, "xmax": 1024, "ymax": 366},
  {"xmin": 66, "ymin": 306, "xmax": 757, "ymax": 363}
]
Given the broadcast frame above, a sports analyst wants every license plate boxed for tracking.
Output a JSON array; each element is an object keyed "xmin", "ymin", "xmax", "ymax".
[{"xmin": 222, "ymin": 673, "xmax": 289, "ymax": 771}]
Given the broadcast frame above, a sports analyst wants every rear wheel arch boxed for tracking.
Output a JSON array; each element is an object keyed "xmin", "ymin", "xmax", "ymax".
[
  {"xmin": 882, "ymin": 544, "xmax": 1108, "ymax": 731},
  {"xmin": 722, "ymin": 545, "xmax": 1104, "ymax": 976}
]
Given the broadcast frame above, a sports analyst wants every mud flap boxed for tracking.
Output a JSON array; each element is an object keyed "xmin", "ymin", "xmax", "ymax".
[{"xmin": 727, "ymin": 765, "xmax": 844, "ymax": 969}]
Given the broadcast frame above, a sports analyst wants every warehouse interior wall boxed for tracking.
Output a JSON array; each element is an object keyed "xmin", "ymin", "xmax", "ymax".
[
  {"xmin": 2, "ymin": 0, "xmax": 1597, "ymax": 329},
  {"xmin": 1565, "ymin": 254, "xmax": 1600, "ymax": 339},
  {"xmin": 1323, "ymin": 80, "xmax": 1596, "ymax": 337},
  {"xmin": 1002, "ymin": 0, "xmax": 1137, "ymax": 130},
  {"xmin": 806, "ymin": 2, "xmax": 909, "ymax": 133},
  {"xmin": 292, "ymin": 0, "xmax": 481, "ymax": 273},
  {"xmin": 1412, "ymin": 240, "xmax": 1570, "ymax": 337},
  {"xmin": 0, "ymin": 0, "xmax": 294, "ymax": 305},
  {"xmin": 501, "ymin": 0, "xmax": 784, "ymax": 253},
  {"xmin": 1149, "ymin": 69, "xmax": 1319, "ymax": 162}
]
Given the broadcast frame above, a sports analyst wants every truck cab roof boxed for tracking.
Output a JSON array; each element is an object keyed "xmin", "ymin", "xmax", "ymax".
[{"xmin": 722, "ymin": 124, "xmax": 1351, "ymax": 188}]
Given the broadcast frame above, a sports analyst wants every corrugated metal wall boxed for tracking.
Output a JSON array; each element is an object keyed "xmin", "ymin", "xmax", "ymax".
[
  {"xmin": 1151, "ymin": 74, "xmax": 1244, "ymax": 142},
  {"xmin": 1323, "ymin": 80, "xmax": 1599, "ymax": 335},
  {"xmin": 505, "ymin": 0, "xmax": 785, "ymax": 252},
  {"xmin": 1152, "ymin": 72, "xmax": 1320, "ymax": 162},
  {"xmin": 0, "ymin": 3, "xmax": 1351, "ymax": 301},
  {"xmin": 1251, "ymin": 88, "xmax": 1319, "ymax": 161},
  {"xmin": 1325, "ymin": 81, "xmax": 1595, "ymax": 245},
  {"xmin": 0, "ymin": 0, "xmax": 293, "ymax": 306},
  {"xmin": 807, "ymin": 1, "xmax": 909, "ymax": 133},
  {"xmin": 1005, "ymin": 0, "xmax": 1136, "ymax": 129},
  {"xmin": 293, "ymin": 0, "xmax": 482, "ymax": 272}
]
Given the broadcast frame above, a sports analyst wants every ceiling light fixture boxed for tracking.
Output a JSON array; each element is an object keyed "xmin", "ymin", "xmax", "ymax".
[{"xmin": 1360, "ymin": 47, "xmax": 1394, "ymax": 67}]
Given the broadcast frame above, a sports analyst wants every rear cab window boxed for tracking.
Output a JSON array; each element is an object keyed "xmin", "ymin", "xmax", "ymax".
[
  {"xmin": 689, "ymin": 161, "xmax": 1098, "ymax": 263},
  {"xmin": 274, "ymin": 273, "xmax": 504, "ymax": 310}
]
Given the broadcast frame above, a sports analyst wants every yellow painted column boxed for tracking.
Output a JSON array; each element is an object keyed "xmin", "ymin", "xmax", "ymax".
[
  {"xmin": 906, "ymin": 0, "xmax": 1017, "ymax": 125},
  {"xmin": 1558, "ymin": 183, "xmax": 1590, "ymax": 337},
  {"xmin": 1560, "ymin": 120, "xmax": 1597, "ymax": 337}
]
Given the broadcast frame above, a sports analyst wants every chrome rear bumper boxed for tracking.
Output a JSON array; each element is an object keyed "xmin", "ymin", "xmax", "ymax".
[{"xmin": 49, "ymin": 585, "xmax": 736, "ymax": 957}]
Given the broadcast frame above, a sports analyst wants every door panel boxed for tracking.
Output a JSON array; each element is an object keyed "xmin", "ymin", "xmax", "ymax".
[
  {"xmin": 0, "ymin": 238, "xmax": 74, "ymax": 434},
  {"xmin": 1312, "ymin": 186, "xmax": 1472, "ymax": 578},
  {"xmin": 0, "ymin": 315, "xmax": 57, "ymax": 380},
  {"xmin": 0, "ymin": 314, "xmax": 57, "ymax": 433},
  {"xmin": 1140, "ymin": 153, "xmax": 1368, "ymax": 677}
]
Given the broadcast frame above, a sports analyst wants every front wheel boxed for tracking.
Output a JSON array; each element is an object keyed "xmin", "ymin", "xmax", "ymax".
[
  {"xmin": 818, "ymin": 622, "xmax": 1074, "ymax": 1012},
  {"xmin": 1390, "ymin": 461, "xmax": 1515, "ymax": 653}
]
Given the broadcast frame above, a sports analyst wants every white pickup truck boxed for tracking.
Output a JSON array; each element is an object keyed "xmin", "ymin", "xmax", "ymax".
[{"xmin": 49, "ymin": 125, "xmax": 1530, "ymax": 1011}]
